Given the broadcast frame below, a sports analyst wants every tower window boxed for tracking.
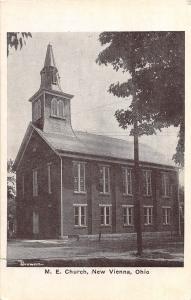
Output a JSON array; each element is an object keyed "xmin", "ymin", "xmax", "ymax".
[
  {"xmin": 34, "ymin": 99, "xmax": 41, "ymax": 121},
  {"xmin": 58, "ymin": 100, "xmax": 64, "ymax": 118},
  {"xmin": 52, "ymin": 72, "xmax": 57, "ymax": 84},
  {"xmin": 51, "ymin": 98, "xmax": 58, "ymax": 116}
]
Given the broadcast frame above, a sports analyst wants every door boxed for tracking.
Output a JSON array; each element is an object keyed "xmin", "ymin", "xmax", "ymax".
[{"xmin": 33, "ymin": 211, "xmax": 39, "ymax": 237}]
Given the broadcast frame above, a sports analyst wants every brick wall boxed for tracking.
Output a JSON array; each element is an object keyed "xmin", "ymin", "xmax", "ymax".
[
  {"xmin": 16, "ymin": 130, "xmax": 60, "ymax": 239},
  {"xmin": 61, "ymin": 157, "xmax": 179, "ymax": 236}
]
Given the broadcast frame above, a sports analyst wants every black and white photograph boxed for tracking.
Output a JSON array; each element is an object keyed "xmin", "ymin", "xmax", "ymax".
[{"xmin": 7, "ymin": 32, "xmax": 184, "ymax": 268}]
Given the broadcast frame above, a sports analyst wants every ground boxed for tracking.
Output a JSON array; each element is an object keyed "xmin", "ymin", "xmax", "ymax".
[{"xmin": 7, "ymin": 233, "xmax": 183, "ymax": 267}]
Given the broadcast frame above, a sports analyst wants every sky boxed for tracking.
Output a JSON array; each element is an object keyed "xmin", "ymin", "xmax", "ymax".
[{"xmin": 7, "ymin": 32, "xmax": 180, "ymax": 169}]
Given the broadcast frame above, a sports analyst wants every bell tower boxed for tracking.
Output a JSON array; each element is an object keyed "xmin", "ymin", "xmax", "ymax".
[{"xmin": 29, "ymin": 44, "xmax": 75, "ymax": 136}]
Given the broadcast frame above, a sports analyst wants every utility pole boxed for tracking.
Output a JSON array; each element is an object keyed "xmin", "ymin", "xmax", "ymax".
[
  {"xmin": 132, "ymin": 66, "xmax": 143, "ymax": 256},
  {"xmin": 133, "ymin": 118, "xmax": 143, "ymax": 255}
]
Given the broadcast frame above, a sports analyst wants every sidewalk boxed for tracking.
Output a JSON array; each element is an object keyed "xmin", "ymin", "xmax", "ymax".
[{"xmin": 7, "ymin": 234, "xmax": 184, "ymax": 267}]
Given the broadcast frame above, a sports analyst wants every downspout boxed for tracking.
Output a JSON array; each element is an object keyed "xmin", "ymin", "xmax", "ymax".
[{"xmin": 59, "ymin": 155, "xmax": 63, "ymax": 238}]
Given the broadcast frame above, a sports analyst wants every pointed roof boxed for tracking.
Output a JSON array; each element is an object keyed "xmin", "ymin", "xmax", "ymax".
[{"xmin": 44, "ymin": 44, "xmax": 57, "ymax": 68}]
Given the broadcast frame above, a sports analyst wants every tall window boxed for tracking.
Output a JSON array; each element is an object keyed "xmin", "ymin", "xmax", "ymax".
[
  {"xmin": 58, "ymin": 100, "xmax": 64, "ymax": 118},
  {"xmin": 144, "ymin": 206, "xmax": 153, "ymax": 225},
  {"xmin": 47, "ymin": 163, "xmax": 52, "ymax": 194},
  {"xmin": 32, "ymin": 169, "xmax": 38, "ymax": 197},
  {"xmin": 143, "ymin": 170, "xmax": 152, "ymax": 195},
  {"xmin": 37, "ymin": 99, "xmax": 41, "ymax": 119},
  {"xmin": 122, "ymin": 167, "xmax": 132, "ymax": 195},
  {"xmin": 99, "ymin": 166, "xmax": 110, "ymax": 194},
  {"xmin": 51, "ymin": 98, "xmax": 58, "ymax": 116},
  {"xmin": 162, "ymin": 207, "xmax": 171, "ymax": 225},
  {"xmin": 74, "ymin": 205, "xmax": 87, "ymax": 226},
  {"xmin": 100, "ymin": 205, "xmax": 111, "ymax": 226},
  {"xmin": 122, "ymin": 205, "xmax": 134, "ymax": 226},
  {"xmin": 34, "ymin": 100, "xmax": 41, "ymax": 120},
  {"xmin": 162, "ymin": 173, "xmax": 170, "ymax": 197},
  {"xmin": 73, "ymin": 162, "xmax": 86, "ymax": 193}
]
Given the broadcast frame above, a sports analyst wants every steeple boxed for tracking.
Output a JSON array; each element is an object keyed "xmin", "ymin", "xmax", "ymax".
[
  {"xmin": 29, "ymin": 44, "xmax": 74, "ymax": 137},
  {"xmin": 40, "ymin": 44, "xmax": 62, "ymax": 91}
]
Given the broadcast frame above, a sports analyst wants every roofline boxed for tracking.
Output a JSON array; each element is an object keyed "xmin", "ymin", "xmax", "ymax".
[
  {"xmin": 28, "ymin": 88, "xmax": 74, "ymax": 102},
  {"xmin": 57, "ymin": 149, "xmax": 178, "ymax": 171},
  {"xmin": 13, "ymin": 123, "xmax": 34, "ymax": 170},
  {"xmin": 13, "ymin": 123, "xmax": 60, "ymax": 171}
]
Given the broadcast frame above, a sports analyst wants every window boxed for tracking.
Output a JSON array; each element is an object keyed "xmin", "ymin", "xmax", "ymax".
[
  {"xmin": 162, "ymin": 173, "xmax": 170, "ymax": 197},
  {"xmin": 74, "ymin": 205, "xmax": 87, "ymax": 226},
  {"xmin": 37, "ymin": 99, "xmax": 41, "ymax": 119},
  {"xmin": 58, "ymin": 100, "xmax": 64, "ymax": 118},
  {"xmin": 122, "ymin": 167, "xmax": 132, "ymax": 195},
  {"xmin": 144, "ymin": 206, "xmax": 153, "ymax": 225},
  {"xmin": 122, "ymin": 205, "xmax": 134, "ymax": 226},
  {"xmin": 73, "ymin": 162, "xmax": 86, "ymax": 193},
  {"xmin": 100, "ymin": 205, "xmax": 111, "ymax": 226},
  {"xmin": 32, "ymin": 169, "xmax": 38, "ymax": 197},
  {"xmin": 34, "ymin": 102, "xmax": 38, "ymax": 120},
  {"xmin": 51, "ymin": 98, "xmax": 58, "ymax": 116},
  {"xmin": 34, "ymin": 100, "xmax": 41, "ymax": 120},
  {"xmin": 52, "ymin": 72, "xmax": 57, "ymax": 84},
  {"xmin": 47, "ymin": 163, "xmax": 52, "ymax": 194},
  {"xmin": 99, "ymin": 166, "xmax": 110, "ymax": 194},
  {"xmin": 143, "ymin": 170, "xmax": 152, "ymax": 196},
  {"xmin": 162, "ymin": 207, "xmax": 171, "ymax": 225}
]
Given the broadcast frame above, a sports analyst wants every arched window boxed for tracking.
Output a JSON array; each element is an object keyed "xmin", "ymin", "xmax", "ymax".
[
  {"xmin": 58, "ymin": 100, "xmax": 64, "ymax": 118},
  {"xmin": 37, "ymin": 100, "xmax": 41, "ymax": 119},
  {"xmin": 51, "ymin": 98, "xmax": 57, "ymax": 116},
  {"xmin": 34, "ymin": 102, "xmax": 38, "ymax": 120}
]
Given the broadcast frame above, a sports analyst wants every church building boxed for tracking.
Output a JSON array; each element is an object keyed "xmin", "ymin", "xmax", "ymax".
[{"xmin": 14, "ymin": 44, "xmax": 179, "ymax": 239}]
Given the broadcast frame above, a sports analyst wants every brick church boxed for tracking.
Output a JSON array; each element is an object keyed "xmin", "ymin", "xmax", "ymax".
[{"xmin": 14, "ymin": 44, "xmax": 179, "ymax": 239}]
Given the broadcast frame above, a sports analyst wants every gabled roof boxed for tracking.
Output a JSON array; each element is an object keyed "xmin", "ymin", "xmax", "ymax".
[{"xmin": 14, "ymin": 122, "xmax": 175, "ymax": 170}]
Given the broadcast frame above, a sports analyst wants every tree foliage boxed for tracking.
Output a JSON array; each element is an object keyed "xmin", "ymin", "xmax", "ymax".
[
  {"xmin": 96, "ymin": 32, "xmax": 184, "ymax": 167},
  {"xmin": 7, "ymin": 32, "xmax": 32, "ymax": 56},
  {"xmin": 7, "ymin": 159, "xmax": 16, "ymax": 221}
]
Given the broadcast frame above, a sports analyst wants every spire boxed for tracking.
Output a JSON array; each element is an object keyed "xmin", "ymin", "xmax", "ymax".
[
  {"xmin": 40, "ymin": 44, "xmax": 62, "ymax": 91},
  {"xmin": 44, "ymin": 44, "xmax": 56, "ymax": 68}
]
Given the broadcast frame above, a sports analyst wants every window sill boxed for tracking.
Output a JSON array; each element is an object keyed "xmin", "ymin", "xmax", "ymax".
[
  {"xmin": 162, "ymin": 223, "xmax": 171, "ymax": 226},
  {"xmin": 144, "ymin": 224, "xmax": 153, "ymax": 226},
  {"xmin": 74, "ymin": 191, "xmax": 87, "ymax": 195},
  {"xmin": 162, "ymin": 196, "xmax": 171, "ymax": 199},
  {"xmin": 143, "ymin": 194, "xmax": 152, "ymax": 197},
  {"xmin": 123, "ymin": 193, "xmax": 133, "ymax": 197},
  {"xmin": 100, "ymin": 225, "xmax": 112, "ymax": 227},
  {"xmin": 123, "ymin": 224, "xmax": 134, "ymax": 227},
  {"xmin": 50, "ymin": 115, "xmax": 66, "ymax": 120},
  {"xmin": 74, "ymin": 225, "xmax": 87, "ymax": 228}
]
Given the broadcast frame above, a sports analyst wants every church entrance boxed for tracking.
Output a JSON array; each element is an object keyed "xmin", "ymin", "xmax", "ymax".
[{"xmin": 32, "ymin": 211, "xmax": 39, "ymax": 239}]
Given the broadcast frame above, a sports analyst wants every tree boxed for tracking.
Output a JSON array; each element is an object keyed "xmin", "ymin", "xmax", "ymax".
[
  {"xmin": 96, "ymin": 32, "xmax": 184, "ymax": 255},
  {"xmin": 7, "ymin": 159, "xmax": 16, "ymax": 238},
  {"xmin": 7, "ymin": 32, "xmax": 32, "ymax": 56},
  {"xmin": 96, "ymin": 32, "xmax": 184, "ymax": 167}
]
